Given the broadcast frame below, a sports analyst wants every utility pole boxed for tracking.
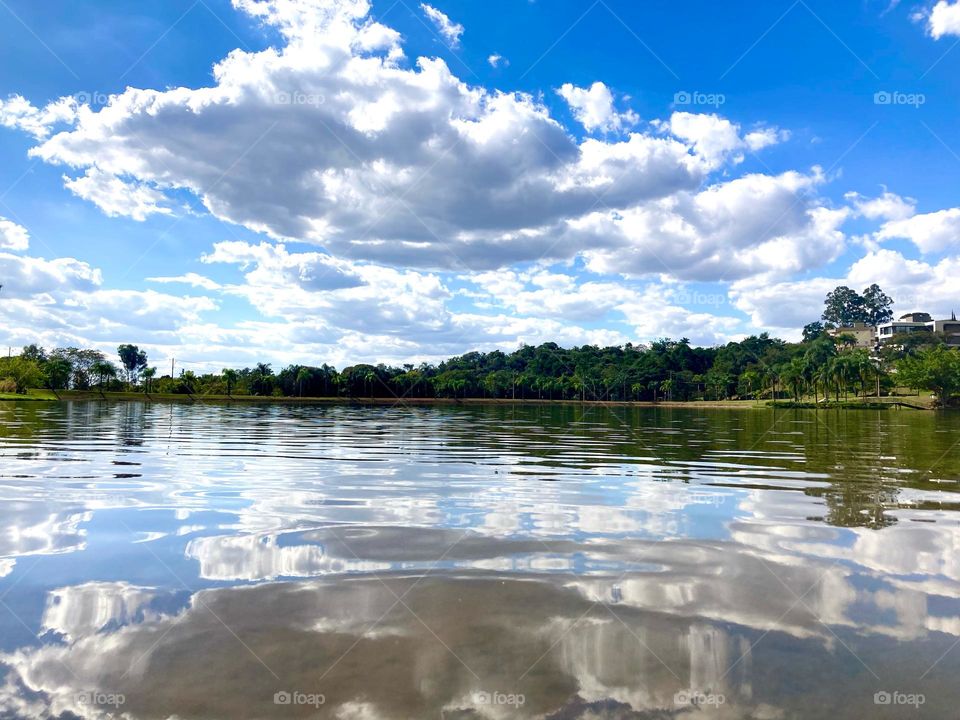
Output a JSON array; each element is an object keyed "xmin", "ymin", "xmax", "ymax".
[{"xmin": 171, "ymin": 358, "xmax": 175, "ymax": 378}]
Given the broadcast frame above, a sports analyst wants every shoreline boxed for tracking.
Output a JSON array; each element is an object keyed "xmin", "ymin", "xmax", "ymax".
[{"xmin": 0, "ymin": 390, "xmax": 939, "ymax": 410}]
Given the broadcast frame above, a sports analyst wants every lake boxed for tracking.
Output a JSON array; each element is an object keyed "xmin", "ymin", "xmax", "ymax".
[{"xmin": 0, "ymin": 401, "xmax": 958, "ymax": 719}]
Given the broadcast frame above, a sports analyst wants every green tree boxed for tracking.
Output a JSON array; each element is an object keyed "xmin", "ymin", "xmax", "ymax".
[
  {"xmin": 142, "ymin": 367, "xmax": 157, "ymax": 394},
  {"xmin": 43, "ymin": 357, "xmax": 73, "ymax": 390},
  {"xmin": 117, "ymin": 345, "xmax": 148, "ymax": 385},
  {"xmin": 897, "ymin": 346, "xmax": 960, "ymax": 406},
  {"xmin": 822, "ymin": 286, "xmax": 867, "ymax": 327},
  {"xmin": 250, "ymin": 363, "xmax": 274, "ymax": 395},
  {"xmin": 861, "ymin": 284, "xmax": 894, "ymax": 326},
  {"xmin": 2, "ymin": 357, "xmax": 42, "ymax": 394},
  {"xmin": 90, "ymin": 360, "xmax": 118, "ymax": 388},
  {"xmin": 222, "ymin": 368, "xmax": 239, "ymax": 396},
  {"xmin": 296, "ymin": 367, "xmax": 311, "ymax": 397},
  {"xmin": 802, "ymin": 322, "xmax": 826, "ymax": 342},
  {"xmin": 779, "ymin": 357, "xmax": 807, "ymax": 401},
  {"xmin": 821, "ymin": 284, "xmax": 893, "ymax": 328},
  {"xmin": 21, "ymin": 344, "xmax": 47, "ymax": 363},
  {"xmin": 180, "ymin": 371, "xmax": 198, "ymax": 394}
]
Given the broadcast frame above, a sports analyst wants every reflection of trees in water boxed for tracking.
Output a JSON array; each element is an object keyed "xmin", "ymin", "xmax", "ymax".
[
  {"xmin": 1, "ymin": 402, "xmax": 957, "ymax": 534},
  {"xmin": 434, "ymin": 404, "xmax": 958, "ymax": 530},
  {"xmin": 809, "ymin": 485, "xmax": 899, "ymax": 529},
  {"xmin": 116, "ymin": 400, "xmax": 146, "ymax": 447}
]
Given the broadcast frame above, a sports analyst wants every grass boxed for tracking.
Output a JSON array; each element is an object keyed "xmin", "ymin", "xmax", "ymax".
[
  {"xmin": 0, "ymin": 389, "xmax": 59, "ymax": 401},
  {"xmin": 769, "ymin": 393, "xmax": 936, "ymax": 410}
]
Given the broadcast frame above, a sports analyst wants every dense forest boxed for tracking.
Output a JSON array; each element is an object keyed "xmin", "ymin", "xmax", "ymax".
[
  {"xmin": 2, "ymin": 332, "xmax": 958, "ymax": 406},
  {"xmin": 3, "ymin": 286, "xmax": 959, "ymax": 405}
]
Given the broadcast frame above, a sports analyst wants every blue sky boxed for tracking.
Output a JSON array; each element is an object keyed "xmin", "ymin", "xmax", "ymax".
[{"xmin": 1, "ymin": 0, "xmax": 959, "ymax": 370}]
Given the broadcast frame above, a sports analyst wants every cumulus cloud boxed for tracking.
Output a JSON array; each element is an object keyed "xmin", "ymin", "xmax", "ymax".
[
  {"xmin": 660, "ymin": 113, "xmax": 789, "ymax": 169},
  {"xmin": 0, "ymin": 217, "xmax": 29, "ymax": 251},
  {"xmin": 2, "ymin": 0, "xmax": 941, "ymax": 363},
  {"xmin": 462, "ymin": 269, "xmax": 745, "ymax": 345},
  {"xmin": 926, "ymin": 0, "xmax": 960, "ymax": 38},
  {"xmin": 1, "ymin": 0, "xmax": 809, "ymax": 277},
  {"xmin": 0, "ymin": 223, "xmax": 219, "ymax": 360},
  {"xmin": 846, "ymin": 189, "xmax": 916, "ymax": 221},
  {"xmin": 420, "ymin": 3, "xmax": 464, "ymax": 46},
  {"xmin": 875, "ymin": 207, "xmax": 960, "ymax": 254},
  {"xmin": 731, "ymin": 249, "xmax": 960, "ymax": 334},
  {"xmin": 0, "ymin": 95, "xmax": 76, "ymax": 140},
  {"xmin": 63, "ymin": 168, "xmax": 172, "ymax": 221},
  {"xmin": 487, "ymin": 53, "xmax": 508, "ymax": 68},
  {"xmin": 558, "ymin": 81, "xmax": 638, "ymax": 133},
  {"xmin": 576, "ymin": 169, "xmax": 847, "ymax": 281},
  {"xmin": 0, "ymin": 252, "xmax": 101, "ymax": 297}
]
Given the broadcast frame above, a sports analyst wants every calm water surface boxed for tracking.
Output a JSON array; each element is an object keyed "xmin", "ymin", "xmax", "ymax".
[{"xmin": 0, "ymin": 401, "xmax": 959, "ymax": 719}]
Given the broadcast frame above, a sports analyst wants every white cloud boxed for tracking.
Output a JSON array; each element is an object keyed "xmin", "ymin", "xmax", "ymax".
[
  {"xmin": 0, "ymin": 217, "xmax": 29, "ymax": 251},
  {"xmin": 0, "ymin": 221, "xmax": 220, "ymax": 360},
  {"xmin": 146, "ymin": 273, "xmax": 223, "ymax": 291},
  {"xmin": 875, "ymin": 207, "xmax": 960, "ymax": 254},
  {"xmin": 3, "ymin": 0, "xmax": 944, "ymax": 363},
  {"xmin": 0, "ymin": 95, "xmax": 76, "ymax": 140},
  {"xmin": 662, "ymin": 113, "xmax": 789, "ymax": 169},
  {"xmin": 487, "ymin": 53, "xmax": 508, "ymax": 68},
  {"xmin": 927, "ymin": 0, "xmax": 960, "ymax": 38},
  {"xmin": 202, "ymin": 241, "xmax": 364, "ymax": 291},
  {"xmin": 558, "ymin": 81, "xmax": 638, "ymax": 133},
  {"xmin": 846, "ymin": 189, "xmax": 916, "ymax": 221},
  {"xmin": 420, "ymin": 3, "xmax": 464, "ymax": 46},
  {"xmin": 731, "ymin": 249, "xmax": 960, "ymax": 333},
  {"xmin": 20, "ymin": 13, "xmax": 711, "ymax": 271},
  {"xmin": 0, "ymin": 252, "xmax": 101, "ymax": 297},
  {"xmin": 0, "ymin": 0, "xmax": 815, "ymax": 284},
  {"xmin": 577, "ymin": 169, "xmax": 847, "ymax": 281},
  {"xmin": 63, "ymin": 168, "xmax": 171, "ymax": 221},
  {"xmin": 745, "ymin": 126, "xmax": 791, "ymax": 151},
  {"xmin": 462, "ymin": 270, "xmax": 745, "ymax": 345}
]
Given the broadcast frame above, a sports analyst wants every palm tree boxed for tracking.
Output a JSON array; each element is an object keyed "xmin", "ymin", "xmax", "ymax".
[
  {"xmin": 659, "ymin": 378, "xmax": 674, "ymax": 402},
  {"xmin": 780, "ymin": 357, "xmax": 807, "ymax": 402},
  {"xmin": 222, "ymin": 368, "xmax": 239, "ymax": 397},
  {"xmin": 181, "ymin": 371, "xmax": 198, "ymax": 395},
  {"xmin": 90, "ymin": 360, "xmax": 117, "ymax": 389},
  {"xmin": 816, "ymin": 361, "xmax": 833, "ymax": 403},
  {"xmin": 363, "ymin": 369, "xmax": 377, "ymax": 398},
  {"xmin": 142, "ymin": 367, "xmax": 157, "ymax": 394},
  {"xmin": 296, "ymin": 367, "xmax": 311, "ymax": 397}
]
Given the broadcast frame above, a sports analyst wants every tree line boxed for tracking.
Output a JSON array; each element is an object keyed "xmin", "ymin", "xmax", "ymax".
[
  {"xmin": 1, "ymin": 333, "xmax": 958, "ymax": 406},
  {"xmin": 2, "ymin": 286, "xmax": 957, "ymax": 406}
]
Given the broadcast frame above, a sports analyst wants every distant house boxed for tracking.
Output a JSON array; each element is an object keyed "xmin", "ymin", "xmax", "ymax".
[
  {"xmin": 931, "ymin": 316, "xmax": 960, "ymax": 346},
  {"xmin": 877, "ymin": 312, "xmax": 960, "ymax": 346},
  {"xmin": 827, "ymin": 322, "xmax": 877, "ymax": 350}
]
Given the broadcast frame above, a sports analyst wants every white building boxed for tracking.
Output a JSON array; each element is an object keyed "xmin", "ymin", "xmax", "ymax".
[{"xmin": 877, "ymin": 312, "xmax": 960, "ymax": 346}]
